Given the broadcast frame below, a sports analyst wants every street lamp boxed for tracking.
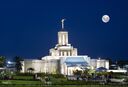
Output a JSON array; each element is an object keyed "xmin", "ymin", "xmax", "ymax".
[{"xmin": 8, "ymin": 61, "xmax": 11, "ymax": 64}]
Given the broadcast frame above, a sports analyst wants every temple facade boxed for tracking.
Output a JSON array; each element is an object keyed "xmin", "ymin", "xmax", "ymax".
[{"xmin": 21, "ymin": 20, "xmax": 109, "ymax": 75}]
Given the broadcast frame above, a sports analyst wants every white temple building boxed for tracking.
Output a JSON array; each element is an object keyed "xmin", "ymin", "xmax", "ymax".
[{"xmin": 21, "ymin": 19, "xmax": 109, "ymax": 75}]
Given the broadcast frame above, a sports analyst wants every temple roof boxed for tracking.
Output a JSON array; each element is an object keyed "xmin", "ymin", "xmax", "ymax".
[{"xmin": 65, "ymin": 57, "xmax": 88, "ymax": 67}]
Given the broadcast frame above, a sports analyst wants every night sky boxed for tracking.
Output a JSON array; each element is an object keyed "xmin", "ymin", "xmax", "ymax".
[{"xmin": 0, "ymin": 0, "xmax": 128, "ymax": 61}]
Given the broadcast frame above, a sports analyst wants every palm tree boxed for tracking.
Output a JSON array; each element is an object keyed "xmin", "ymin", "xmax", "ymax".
[
  {"xmin": 0, "ymin": 56, "xmax": 6, "ymax": 67},
  {"xmin": 14, "ymin": 56, "xmax": 23, "ymax": 72}
]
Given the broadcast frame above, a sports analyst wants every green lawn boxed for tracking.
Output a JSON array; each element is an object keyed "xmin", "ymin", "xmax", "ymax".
[
  {"xmin": 0, "ymin": 80, "xmax": 128, "ymax": 87},
  {"xmin": 0, "ymin": 74, "xmax": 128, "ymax": 87},
  {"xmin": 0, "ymin": 80, "xmax": 42, "ymax": 84},
  {"xmin": 0, "ymin": 85, "xmax": 128, "ymax": 87}
]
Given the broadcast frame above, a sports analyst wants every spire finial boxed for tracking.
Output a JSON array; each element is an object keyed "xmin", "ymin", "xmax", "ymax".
[{"xmin": 61, "ymin": 19, "xmax": 65, "ymax": 29}]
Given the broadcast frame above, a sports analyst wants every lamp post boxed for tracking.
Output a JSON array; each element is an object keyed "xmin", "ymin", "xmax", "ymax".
[
  {"xmin": 126, "ymin": 68, "xmax": 128, "ymax": 76},
  {"xmin": 67, "ymin": 65, "xmax": 68, "ymax": 77}
]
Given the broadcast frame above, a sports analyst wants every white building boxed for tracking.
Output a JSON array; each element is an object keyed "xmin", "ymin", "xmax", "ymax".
[
  {"xmin": 21, "ymin": 59, "xmax": 45, "ymax": 73},
  {"xmin": 21, "ymin": 20, "xmax": 109, "ymax": 75},
  {"xmin": 90, "ymin": 58, "xmax": 109, "ymax": 69},
  {"xmin": 41, "ymin": 29, "xmax": 91, "ymax": 75}
]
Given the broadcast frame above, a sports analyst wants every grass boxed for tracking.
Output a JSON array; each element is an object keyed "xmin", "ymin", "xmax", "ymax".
[
  {"xmin": 0, "ymin": 85, "xmax": 128, "ymax": 87},
  {"xmin": 0, "ymin": 80, "xmax": 42, "ymax": 84},
  {"xmin": 0, "ymin": 74, "xmax": 41, "ymax": 86},
  {"xmin": 0, "ymin": 74, "xmax": 128, "ymax": 87},
  {"xmin": 50, "ymin": 76, "xmax": 67, "ymax": 84}
]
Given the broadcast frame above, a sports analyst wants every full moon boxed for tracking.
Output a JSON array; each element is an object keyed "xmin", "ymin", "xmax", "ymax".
[{"xmin": 102, "ymin": 15, "xmax": 110, "ymax": 23}]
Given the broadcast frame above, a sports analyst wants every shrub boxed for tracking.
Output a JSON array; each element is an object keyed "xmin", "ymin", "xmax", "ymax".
[
  {"xmin": 16, "ymin": 73, "xmax": 34, "ymax": 76},
  {"xmin": 36, "ymin": 73, "xmax": 46, "ymax": 77},
  {"xmin": 50, "ymin": 74, "xmax": 65, "ymax": 78}
]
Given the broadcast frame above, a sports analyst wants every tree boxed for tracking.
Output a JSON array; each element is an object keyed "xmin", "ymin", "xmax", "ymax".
[
  {"xmin": 82, "ymin": 69, "xmax": 90, "ymax": 77},
  {"xmin": 117, "ymin": 60, "xmax": 128, "ymax": 68},
  {"xmin": 73, "ymin": 69, "xmax": 82, "ymax": 80},
  {"xmin": 27, "ymin": 68, "xmax": 34, "ymax": 73},
  {"xmin": 14, "ymin": 56, "xmax": 23, "ymax": 72},
  {"xmin": 0, "ymin": 56, "xmax": 6, "ymax": 67}
]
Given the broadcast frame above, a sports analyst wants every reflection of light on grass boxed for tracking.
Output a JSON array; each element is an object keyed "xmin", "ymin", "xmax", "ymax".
[
  {"xmin": 2, "ymin": 81, "xmax": 11, "ymax": 84},
  {"xmin": 1, "ymin": 80, "xmax": 42, "ymax": 84}
]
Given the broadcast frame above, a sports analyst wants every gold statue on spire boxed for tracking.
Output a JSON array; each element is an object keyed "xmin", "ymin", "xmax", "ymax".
[{"xmin": 61, "ymin": 19, "xmax": 65, "ymax": 29}]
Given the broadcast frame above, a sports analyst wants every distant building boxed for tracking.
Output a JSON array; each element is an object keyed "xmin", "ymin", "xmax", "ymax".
[
  {"xmin": 21, "ymin": 20, "xmax": 109, "ymax": 75},
  {"xmin": 107, "ymin": 64, "xmax": 127, "ymax": 73},
  {"xmin": 7, "ymin": 61, "xmax": 16, "ymax": 68},
  {"xmin": 90, "ymin": 58, "xmax": 109, "ymax": 69}
]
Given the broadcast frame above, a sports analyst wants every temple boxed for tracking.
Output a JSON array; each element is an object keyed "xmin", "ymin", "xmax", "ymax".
[{"xmin": 21, "ymin": 20, "xmax": 109, "ymax": 75}]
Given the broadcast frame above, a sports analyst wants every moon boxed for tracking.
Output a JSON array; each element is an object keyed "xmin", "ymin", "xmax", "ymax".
[{"xmin": 102, "ymin": 15, "xmax": 110, "ymax": 23}]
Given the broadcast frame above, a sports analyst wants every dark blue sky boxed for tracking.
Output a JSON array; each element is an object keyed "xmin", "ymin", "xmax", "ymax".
[{"xmin": 0, "ymin": 0, "xmax": 128, "ymax": 60}]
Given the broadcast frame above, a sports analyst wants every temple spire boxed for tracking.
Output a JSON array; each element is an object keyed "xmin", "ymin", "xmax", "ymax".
[{"xmin": 61, "ymin": 19, "xmax": 65, "ymax": 30}]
